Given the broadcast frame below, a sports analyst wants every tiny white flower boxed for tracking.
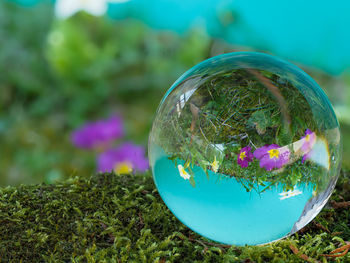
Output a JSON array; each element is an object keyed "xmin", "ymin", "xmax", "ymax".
[
  {"xmin": 178, "ymin": 165, "xmax": 190, "ymax": 180},
  {"xmin": 55, "ymin": 0, "xmax": 130, "ymax": 19},
  {"xmin": 279, "ymin": 187, "xmax": 302, "ymax": 200},
  {"xmin": 211, "ymin": 156, "xmax": 219, "ymax": 173}
]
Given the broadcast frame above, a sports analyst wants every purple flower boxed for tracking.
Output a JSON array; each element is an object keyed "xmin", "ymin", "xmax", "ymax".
[
  {"xmin": 237, "ymin": 146, "xmax": 254, "ymax": 168},
  {"xmin": 302, "ymin": 151, "xmax": 312, "ymax": 164},
  {"xmin": 71, "ymin": 116, "xmax": 124, "ymax": 149},
  {"xmin": 254, "ymin": 144, "xmax": 290, "ymax": 171},
  {"xmin": 97, "ymin": 142, "xmax": 149, "ymax": 173}
]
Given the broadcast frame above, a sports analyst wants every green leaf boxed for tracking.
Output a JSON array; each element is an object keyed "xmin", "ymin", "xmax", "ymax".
[
  {"xmin": 277, "ymin": 126, "xmax": 293, "ymax": 145},
  {"xmin": 247, "ymin": 110, "xmax": 272, "ymax": 134}
]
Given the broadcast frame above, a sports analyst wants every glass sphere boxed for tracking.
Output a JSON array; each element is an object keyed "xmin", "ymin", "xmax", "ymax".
[{"xmin": 148, "ymin": 52, "xmax": 342, "ymax": 245}]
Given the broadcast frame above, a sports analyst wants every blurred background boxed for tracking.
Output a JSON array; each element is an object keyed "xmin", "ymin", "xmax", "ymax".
[{"xmin": 0, "ymin": 0, "xmax": 349, "ymax": 186}]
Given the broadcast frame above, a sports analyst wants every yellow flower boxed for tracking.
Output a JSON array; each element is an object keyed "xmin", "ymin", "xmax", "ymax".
[
  {"xmin": 178, "ymin": 165, "xmax": 191, "ymax": 180},
  {"xmin": 268, "ymin": 149, "xmax": 280, "ymax": 159},
  {"xmin": 305, "ymin": 134, "xmax": 311, "ymax": 142},
  {"xmin": 239, "ymin": 151, "xmax": 247, "ymax": 161},
  {"xmin": 211, "ymin": 156, "xmax": 219, "ymax": 173},
  {"xmin": 114, "ymin": 161, "xmax": 133, "ymax": 175}
]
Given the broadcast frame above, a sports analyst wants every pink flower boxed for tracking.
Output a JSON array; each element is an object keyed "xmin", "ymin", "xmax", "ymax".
[
  {"xmin": 301, "ymin": 129, "xmax": 316, "ymax": 152},
  {"xmin": 237, "ymin": 146, "xmax": 254, "ymax": 168},
  {"xmin": 301, "ymin": 129, "xmax": 316, "ymax": 163},
  {"xmin": 254, "ymin": 144, "xmax": 290, "ymax": 171}
]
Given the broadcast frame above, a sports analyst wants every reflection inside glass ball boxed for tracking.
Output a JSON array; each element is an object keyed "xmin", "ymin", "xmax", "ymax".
[{"xmin": 148, "ymin": 52, "xmax": 342, "ymax": 245}]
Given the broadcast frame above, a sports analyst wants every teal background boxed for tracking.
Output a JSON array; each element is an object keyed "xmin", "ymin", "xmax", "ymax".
[{"xmin": 108, "ymin": 0, "xmax": 350, "ymax": 75}]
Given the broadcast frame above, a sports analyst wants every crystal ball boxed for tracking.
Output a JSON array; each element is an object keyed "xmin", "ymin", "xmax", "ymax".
[{"xmin": 148, "ymin": 52, "xmax": 342, "ymax": 245}]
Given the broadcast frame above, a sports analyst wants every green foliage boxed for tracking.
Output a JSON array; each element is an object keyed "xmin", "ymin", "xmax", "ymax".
[
  {"xmin": 0, "ymin": 0, "xmax": 54, "ymax": 107},
  {"xmin": 247, "ymin": 110, "xmax": 277, "ymax": 135},
  {"xmin": 0, "ymin": 1, "xmax": 211, "ymax": 186},
  {"xmin": 45, "ymin": 14, "xmax": 211, "ymax": 126},
  {"xmin": 0, "ymin": 170, "xmax": 349, "ymax": 262}
]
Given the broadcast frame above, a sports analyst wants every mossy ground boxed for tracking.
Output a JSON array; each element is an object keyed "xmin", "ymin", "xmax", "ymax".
[{"xmin": 0, "ymin": 170, "xmax": 349, "ymax": 262}]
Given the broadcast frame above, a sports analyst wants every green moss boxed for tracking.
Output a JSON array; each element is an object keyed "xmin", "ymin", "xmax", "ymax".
[{"xmin": 0, "ymin": 170, "xmax": 349, "ymax": 262}]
